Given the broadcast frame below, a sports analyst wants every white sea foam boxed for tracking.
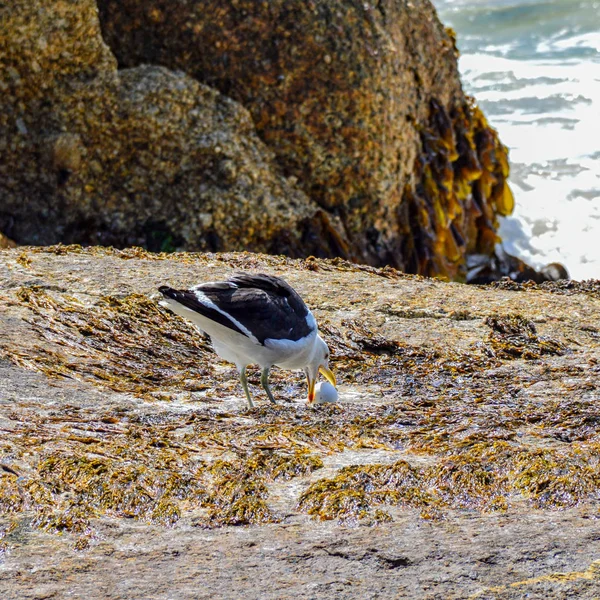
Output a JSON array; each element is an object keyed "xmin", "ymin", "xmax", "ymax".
[{"xmin": 434, "ymin": 1, "xmax": 600, "ymax": 280}]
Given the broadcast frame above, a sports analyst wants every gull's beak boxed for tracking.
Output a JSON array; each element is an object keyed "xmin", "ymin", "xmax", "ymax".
[
  {"xmin": 319, "ymin": 365, "xmax": 336, "ymax": 387},
  {"xmin": 307, "ymin": 366, "xmax": 336, "ymax": 404}
]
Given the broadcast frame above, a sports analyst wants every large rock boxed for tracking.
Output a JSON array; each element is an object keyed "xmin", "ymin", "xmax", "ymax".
[
  {"xmin": 98, "ymin": 0, "xmax": 515, "ymax": 277},
  {"xmin": 0, "ymin": 0, "xmax": 341, "ymax": 256},
  {"xmin": 0, "ymin": 246, "xmax": 599, "ymax": 597},
  {"xmin": 1, "ymin": 0, "xmax": 517, "ymax": 279}
]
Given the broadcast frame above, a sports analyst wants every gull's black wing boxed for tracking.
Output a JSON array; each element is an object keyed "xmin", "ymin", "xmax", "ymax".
[{"xmin": 159, "ymin": 274, "xmax": 314, "ymax": 344}]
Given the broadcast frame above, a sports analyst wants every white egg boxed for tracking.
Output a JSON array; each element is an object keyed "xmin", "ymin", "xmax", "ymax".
[{"xmin": 314, "ymin": 381, "xmax": 339, "ymax": 404}]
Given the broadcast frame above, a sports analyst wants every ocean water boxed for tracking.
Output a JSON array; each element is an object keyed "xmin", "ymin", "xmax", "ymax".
[{"xmin": 433, "ymin": 0, "xmax": 600, "ymax": 281}]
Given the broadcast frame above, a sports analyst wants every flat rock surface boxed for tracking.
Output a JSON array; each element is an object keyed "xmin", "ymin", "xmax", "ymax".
[{"xmin": 1, "ymin": 246, "xmax": 600, "ymax": 599}]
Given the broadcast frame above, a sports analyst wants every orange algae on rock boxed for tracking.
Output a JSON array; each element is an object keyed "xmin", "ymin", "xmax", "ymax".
[
  {"xmin": 402, "ymin": 99, "xmax": 514, "ymax": 280},
  {"xmin": 485, "ymin": 314, "xmax": 566, "ymax": 359},
  {"xmin": 297, "ymin": 441, "xmax": 600, "ymax": 523}
]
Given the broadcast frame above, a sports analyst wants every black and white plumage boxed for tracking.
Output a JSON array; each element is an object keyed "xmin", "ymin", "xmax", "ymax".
[{"xmin": 158, "ymin": 273, "xmax": 336, "ymax": 408}]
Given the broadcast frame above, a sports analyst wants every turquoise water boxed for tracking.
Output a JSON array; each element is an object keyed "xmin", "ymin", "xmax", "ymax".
[{"xmin": 433, "ymin": 0, "xmax": 600, "ymax": 280}]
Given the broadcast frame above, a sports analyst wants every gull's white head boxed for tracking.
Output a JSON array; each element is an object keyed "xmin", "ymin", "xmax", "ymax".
[{"xmin": 304, "ymin": 335, "xmax": 336, "ymax": 404}]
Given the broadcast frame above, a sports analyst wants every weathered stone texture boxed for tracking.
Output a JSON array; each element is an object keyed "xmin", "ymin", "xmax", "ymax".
[
  {"xmin": 98, "ymin": 0, "xmax": 514, "ymax": 277},
  {"xmin": 1, "ymin": 0, "xmax": 517, "ymax": 278},
  {"xmin": 0, "ymin": 0, "xmax": 335, "ymax": 256}
]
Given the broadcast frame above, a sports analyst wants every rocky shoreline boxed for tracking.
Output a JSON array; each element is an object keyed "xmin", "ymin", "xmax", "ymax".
[{"xmin": 0, "ymin": 246, "xmax": 598, "ymax": 598}]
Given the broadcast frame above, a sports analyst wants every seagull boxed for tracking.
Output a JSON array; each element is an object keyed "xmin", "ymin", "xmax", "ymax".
[{"xmin": 158, "ymin": 273, "xmax": 336, "ymax": 408}]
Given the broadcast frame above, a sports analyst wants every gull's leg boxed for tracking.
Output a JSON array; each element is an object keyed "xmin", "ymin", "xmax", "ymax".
[
  {"xmin": 260, "ymin": 366, "xmax": 277, "ymax": 404},
  {"xmin": 240, "ymin": 366, "xmax": 254, "ymax": 409}
]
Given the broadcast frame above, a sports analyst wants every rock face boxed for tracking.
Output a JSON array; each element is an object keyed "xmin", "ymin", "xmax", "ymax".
[
  {"xmin": 97, "ymin": 0, "xmax": 515, "ymax": 277},
  {"xmin": 0, "ymin": 0, "xmax": 339, "ymax": 257},
  {"xmin": 1, "ymin": 246, "xmax": 599, "ymax": 598},
  {"xmin": 2, "ymin": 0, "xmax": 515, "ymax": 279}
]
